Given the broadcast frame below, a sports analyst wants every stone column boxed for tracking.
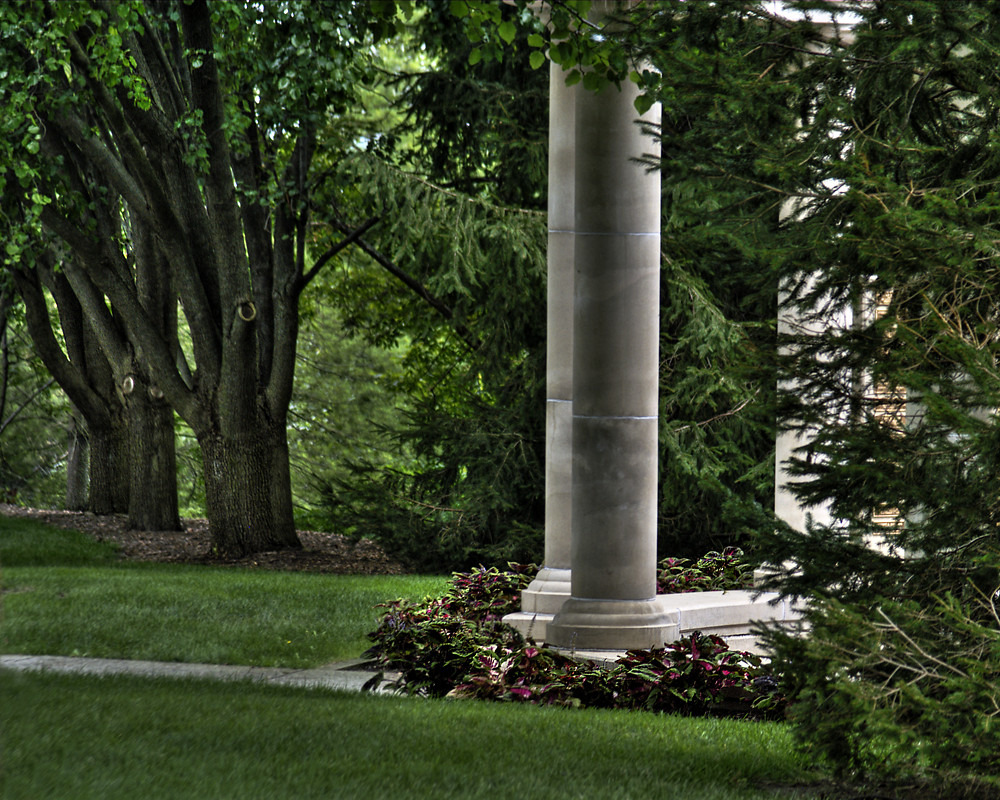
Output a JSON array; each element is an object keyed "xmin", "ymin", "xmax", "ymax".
[
  {"xmin": 545, "ymin": 52, "xmax": 674, "ymax": 652},
  {"xmin": 772, "ymin": 26, "xmax": 853, "ymax": 539},
  {"xmin": 517, "ymin": 60, "xmax": 577, "ymax": 618},
  {"xmin": 774, "ymin": 274, "xmax": 842, "ymax": 535}
]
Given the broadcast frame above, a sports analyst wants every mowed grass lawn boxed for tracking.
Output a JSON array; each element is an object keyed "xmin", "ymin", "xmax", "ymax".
[
  {"xmin": 3, "ymin": 671, "xmax": 819, "ymax": 800},
  {"xmin": 0, "ymin": 516, "xmax": 449, "ymax": 666},
  {"xmin": 0, "ymin": 516, "xmax": 825, "ymax": 799}
]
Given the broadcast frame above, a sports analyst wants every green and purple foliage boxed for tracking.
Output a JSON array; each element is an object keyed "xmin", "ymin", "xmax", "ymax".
[
  {"xmin": 363, "ymin": 563, "xmax": 534, "ymax": 695},
  {"xmin": 613, "ymin": 634, "xmax": 784, "ymax": 718},
  {"xmin": 444, "ymin": 563, "xmax": 535, "ymax": 621},
  {"xmin": 656, "ymin": 547, "xmax": 753, "ymax": 594},
  {"xmin": 366, "ymin": 557, "xmax": 784, "ymax": 719}
]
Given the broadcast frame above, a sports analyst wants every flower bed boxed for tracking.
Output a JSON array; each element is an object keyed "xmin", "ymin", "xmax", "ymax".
[{"xmin": 363, "ymin": 551, "xmax": 786, "ymax": 719}]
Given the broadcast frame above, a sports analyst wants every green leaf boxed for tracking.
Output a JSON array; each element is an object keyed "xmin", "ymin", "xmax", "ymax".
[
  {"xmin": 634, "ymin": 92, "xmax": 656, "ymax": 115},
  {"xmin": 529, "ymin": 50, "xmax": 545, "ymax": 70},
  {"xmin": 449, "ymin": 0, "xmax": 469, "ymax": 17},
  {"xmin": 527, "ymin": 33, "xmax": 544, "ymax": 48},
  {"xmin": 564, "ymin": 69, "xmax": 581, "ymax": 86},
  {"xmin": 468, "ymin": 47, "xmax": 482, "ymax": 66},
  {"xmin": 550, "ymin": 41, "xmax": 573, "ymax": 65},
  {"xmin": 582, "ymin": 70, "xmax": 603, "ymax": 92},
  {"xmin": 497, "ymin": 20, "xmax": 516, "ymax": 45}
]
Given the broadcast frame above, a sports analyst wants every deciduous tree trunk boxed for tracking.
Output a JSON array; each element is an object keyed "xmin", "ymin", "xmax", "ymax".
[
  {"xmin": 127, "ymin": 388, "xmax": 181, "ymax": 531},
  {"xmin": 268, "ymin": 412, "xmax": 298, "ymax": 545},
  {"xmin": 199, "ymin": 420, "xmax": 300, "ymax": 557},
  {"xmin": 88, "ymin": 410, "xmax": 129, "ymax": 515},
  {"xmin": 65, "ymin": 414, "xmax": 89, "ymax": 511}
]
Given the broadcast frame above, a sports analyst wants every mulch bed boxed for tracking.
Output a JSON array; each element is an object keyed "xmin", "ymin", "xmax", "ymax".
[{"xmin": 0, "ymin": 504, "xmax": 406, "ymax": 575}]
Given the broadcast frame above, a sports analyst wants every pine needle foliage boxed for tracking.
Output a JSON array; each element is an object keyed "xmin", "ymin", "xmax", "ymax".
[
  {"xmin": 318, "ymin": 155, "xmax": 547, "ymax": 570},
  {"xmin": 308, "ymin": 6, "xmax": 549, "ymax": 571},
  {"xmin": 390, "ymin": 1, "xmax": 548, "ymax": 210},
  {"xmin": 333, "ymin": 2, "xmax": 803, "ymax": 565},
  {"xmin": 741, "ymin": 1, "xmax": 1000, "ymax": 790},
  {"xmin": 632, "ymin": 2, "xmax": 810, "ymax": 556}
]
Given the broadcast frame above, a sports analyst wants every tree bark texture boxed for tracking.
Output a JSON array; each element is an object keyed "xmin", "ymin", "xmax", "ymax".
[
  {"xmin": 88, "ymin": 410, "xmax": 129, "ymax": 515},
  {"xmin": 199, "ymin": 421, "xmax": 301, "ymax": 557},
  {"xmin": 127, "ymin": 387, "xmax": 181, "ymax": 531},
  {"xmin": 65, "ymin": 414, "xmax": 90, "ymax": 511}
]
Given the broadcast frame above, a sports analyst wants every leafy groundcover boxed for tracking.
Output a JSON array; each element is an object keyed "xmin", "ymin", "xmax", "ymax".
[{"xmin": 364, "ymin": 550, "xmax": 786, "ymax": 720}]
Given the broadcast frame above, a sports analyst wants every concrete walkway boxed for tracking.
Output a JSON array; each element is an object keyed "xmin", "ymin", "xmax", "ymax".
[{"xmin": 0, "ymin": 654, "xmax": 398, "ymax": 693}]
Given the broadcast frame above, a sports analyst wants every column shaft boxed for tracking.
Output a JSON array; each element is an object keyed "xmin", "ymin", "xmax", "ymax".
[
  {"xmin": 546, "ymin": 60, "xmax": 675, "ymax": 651},
  {"xmin": 516, "ymin": 60, "xmax": 576, "ymax": 616}
]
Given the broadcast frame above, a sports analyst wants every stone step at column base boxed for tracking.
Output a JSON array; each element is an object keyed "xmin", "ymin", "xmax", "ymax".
[
  {"xmin": 519, "ymin": 566, "xmax": 572, "ymax": 616},
  {"xmin": 503, "ymin": 590, "xmax": 803, "ymax": 656}
]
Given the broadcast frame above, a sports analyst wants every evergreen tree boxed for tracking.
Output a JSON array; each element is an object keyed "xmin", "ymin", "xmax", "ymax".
[
  {"xmin": 315, "ymin": 6, "xmax": 550, "ymax": 570},
  {"xmin": 748, "ymin": 2, "xmax": 1000, "ymax": 789},
  {"xmin": 319, "ymin": 156, "xmax": 547, "ymax": 570}
]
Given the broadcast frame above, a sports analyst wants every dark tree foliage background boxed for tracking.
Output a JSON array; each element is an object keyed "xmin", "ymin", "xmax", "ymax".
[
  {"xmin": 634, "ymin": 2, "xmax": 800, "ymax": 558},
  {"xmin": 394, "ymin": 2, "xmax": 548, "ymax": 211},
  {"xmin": 316, "ymin": 158, "xmax": 548, "ymax": 571},
  {"xmin": 0, "ymin": 288, "xmax": 66, "ymax": 506},
  {"xmin": 323, "ymin": 1, "xmax": 801, "ymax": 569},
  {"xmin": 310, "ymin": 4, "xmax": 550, "ymax": 571}
]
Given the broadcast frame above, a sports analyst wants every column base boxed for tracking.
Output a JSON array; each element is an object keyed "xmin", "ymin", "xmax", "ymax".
[
  {"xmin": 502, "ymin": 611, "xmax": 552, "ymax": 643},
  {"xmin": 502, "ymin": 567, "xmax": 571, "ymax": 642},
  {"xmin": 521, "ymin": 567, "xmax": 572, "ymax": 614},
  {"xmin": 545, "ymin": 596, "xmax": 679, "ymax": 652},
  {"xmin": 508, "ymin": 591, "xmax": 806, "ymax": 656}
]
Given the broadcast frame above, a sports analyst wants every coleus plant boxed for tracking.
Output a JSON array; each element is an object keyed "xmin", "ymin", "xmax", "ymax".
[
  {"xmin": 656, "ymin": 547, "xmax": 754, "ymax": 594},
  {"xmin": 365, "ymin": 557, "xmax": 785, "ymax": 719}
]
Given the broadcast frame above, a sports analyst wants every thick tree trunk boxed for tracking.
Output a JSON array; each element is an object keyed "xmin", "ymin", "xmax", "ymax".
[
  {"xmin": 128, "ymin": 222, "xmax": 181, "ymax": 530},
  {"xmin": 65, "ymin": 415, "xmax": 90, "ymax": 511},
  {"xmin": 268, "ymin": 412, "xmax": 298, "ymax": 545},
  {"xmin": 199, "ymin": 422, "xmax": 301, "ymax": 557},
  {"xmin": 127, "ymin": 388, "xmax": 181, "ymax": 531},
  {"xmin": 88, "ymin": 410, "xmax": 129, "ymax": 515}
]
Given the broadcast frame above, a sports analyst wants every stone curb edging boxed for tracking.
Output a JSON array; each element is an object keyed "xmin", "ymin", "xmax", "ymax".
[{"xmin": 0, "ymin": 654, "xmax": 401, "ymax": 693}]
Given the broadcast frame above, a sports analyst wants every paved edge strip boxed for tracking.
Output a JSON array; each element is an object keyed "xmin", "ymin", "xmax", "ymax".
[{"xmin": 0, "ymin": 654, "xmax": 399, "ymax": 693}]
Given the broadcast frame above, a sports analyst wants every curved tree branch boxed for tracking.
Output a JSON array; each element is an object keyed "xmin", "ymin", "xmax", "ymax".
[{"xmin": 332, "ymin": 219, "xmax": 480, "ymax": 352}]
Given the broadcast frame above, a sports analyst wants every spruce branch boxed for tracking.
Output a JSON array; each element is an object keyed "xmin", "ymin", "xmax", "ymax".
[
  {"xmin": 671, "ymin": 388, "xmax": 761, "ymax": 432},
  {"xmin": 331, "ymin": 219, "xmax": 481, "ymax": 353},
  {"xmin": 875, "ymin": 607, "xmax": 971, "ymax": 681}
]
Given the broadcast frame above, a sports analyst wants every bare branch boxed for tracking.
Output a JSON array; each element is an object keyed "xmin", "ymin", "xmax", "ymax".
[
  {"xmin": 0, "ymin": 378, "xmax": 56, "ymax": 437},
  {"xmin": 332, "ymin": 221, "xmax": 481, "ymax": 352},
  {"xmin": 299, "ymin": 215, "xmax": 382, "ymax": 292}
]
